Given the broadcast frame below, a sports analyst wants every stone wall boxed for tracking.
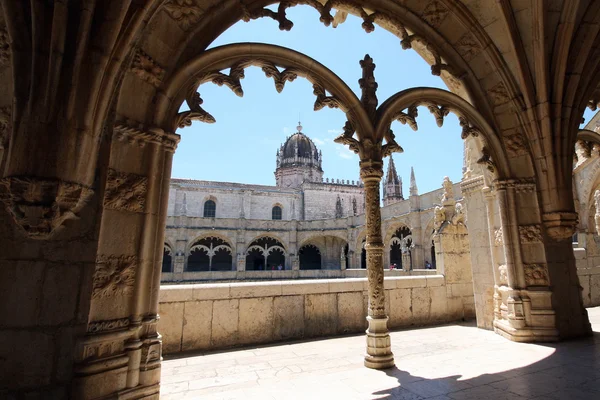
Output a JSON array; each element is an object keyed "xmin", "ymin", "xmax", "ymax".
[
  {"xmin": 574, "ymin": 235, "xmax": 600, "ymax": 307},
  {"xmin": 158, "ymin": 275, "xmax": 475, "ymax": 354}
]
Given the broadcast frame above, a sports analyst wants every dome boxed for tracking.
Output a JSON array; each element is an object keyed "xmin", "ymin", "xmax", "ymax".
[{"xmin": 282, "ymin": 132, "xmax": 318, "ymax": 159}]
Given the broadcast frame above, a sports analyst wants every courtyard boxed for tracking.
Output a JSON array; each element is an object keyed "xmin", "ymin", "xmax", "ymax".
[{"xmin": 160, "ymin": 307, "xmax": 600, "ymax": 399}]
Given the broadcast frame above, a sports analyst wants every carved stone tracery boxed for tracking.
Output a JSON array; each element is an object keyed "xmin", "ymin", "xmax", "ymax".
[{"xmin": 524, "ymin": 264, "xmax": 549, "ymax": 286}]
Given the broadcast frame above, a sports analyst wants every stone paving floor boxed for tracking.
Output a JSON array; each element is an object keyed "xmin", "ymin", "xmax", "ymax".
[{"xmin": 161, "ymin": 307, "xmax": 600, "ymax": 399}]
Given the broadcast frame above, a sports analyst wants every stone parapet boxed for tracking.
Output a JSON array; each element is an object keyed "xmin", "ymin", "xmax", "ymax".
[{"xmin": 158, "ymin": 275, "xmax": 473, "ymax": 354}]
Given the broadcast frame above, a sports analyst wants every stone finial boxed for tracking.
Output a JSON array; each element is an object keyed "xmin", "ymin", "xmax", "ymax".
[{"xmin": 410, "ymin": 167, "xmax": 418, "ymax": 196}]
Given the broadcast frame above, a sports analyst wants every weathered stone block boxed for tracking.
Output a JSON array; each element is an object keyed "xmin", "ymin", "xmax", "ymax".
[
  {"xmin": 429, "ymin": 286, "xmax": 448, "ymax": 322},
  {"xmin": 305, "ymin": 293, "xmax": 338, "ymax": 337},
  {"xmin": 182, "ymin": 300, "xmax": 213, "ymax": 352},
  {"xmin": 337, "ymin": 292, "xmax": 366, "ymax": 333},
  {"xmin": 159, "ymin": 286, "xmax": 194, "ymax": 303},
  {"xmin": 239, "ymin": 297, "xmax": 274, "ymax": 345},
  {"xmin": 230, "ymin": 282, "xmax": 282, "ymax": 298},
  {"xmin": 211, "ymin": 299, "xmax": 239, "ymax": 347},
  {"xmin": 591, "ymin": 275, "xmax": 600, "ymax": 306},
  {"xmin": 158, "ymin": 302, "xmax": 184, "ymax": 353},
  {"xmin": 273, "ymin": 295, "xmax": 304, "ymax": 340},
  {"xmin": 411, "ymin": 287, "xmax": 430, "ymax": 323},
  {"xmin": 192, "ymin": 284, "xmax": 230, "ymax": 301},
  {"xmin": 388, "ymin": 288, "xmax": 412, "ymax": 328}
]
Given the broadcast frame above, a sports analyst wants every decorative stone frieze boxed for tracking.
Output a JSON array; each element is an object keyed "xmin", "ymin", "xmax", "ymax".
[
  {"xmin": 524, "ymin": 264, "xmax": 549, "ymax": 286},
  {"xmin": 163, "ymin": 0, "xmax": 203, "ymax": 31},
  {"xmin": 83, "ymin": 339, "xmax": 125, "ymax": 361},
  {"xmin": 103, "ymin": 169, "xmax": 148, "ymax": 213},
  {"xmin": 87, "ymin": 318, "xmax": 131, "ymax": 333},
  {"xmin": 131, "ymin": 49, "xmax": 165, "ymax": 87},
  {"xmin": 140, "ymin": 342, "xmax": 162, "ymax": 369},
  {"xmin": 460, "ymin": 175, "xmax": 485, "ymax": 194},
  {"xmin": 0, "ymin": 106, "xmax": 10, "ymax": 147},
  {"xmin": 518, "ymin": 225, "xmax": 543, "ymax": 243},
  {"xmin": 114, "ymin": 121, "xmax": 180, "ymax": 152},
  {"xmin": 92, "ymin": 255, "xmax": 137, "ymax": 299},
  {"xmin": 494, "ymin": 178, "xmax": 536, "ymax": 192},
  {"xmin": 0, "ymin": 177, "xmax": 93, "ymax": 239}
]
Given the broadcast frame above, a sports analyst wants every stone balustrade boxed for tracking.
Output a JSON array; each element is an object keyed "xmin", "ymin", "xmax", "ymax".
[{"xmin": 158, "ymin": 275, "xmax": 475, "ymax": 354}]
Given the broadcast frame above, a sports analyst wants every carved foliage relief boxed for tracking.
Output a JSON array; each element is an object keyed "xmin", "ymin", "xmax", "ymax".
[
  {"xmin": 163, "ymin": 0, "xmax": 203, "ymax": 30},
  {"xmin": 519, "ymin": 225, "xmax": 542, "ymax": 243},
  {"xmin": 131, "ymin": 49, "xmax": 165, "ymax": 87},
  {"xmin": 524, "ymin": 264, "xmax": 549, "ymax": 286},
  {"xmin": 421, "ymin": 1, "xmax": 450, "ymax": 28},
  {"xmin": 92, "ymin": 255, "xmax": 137, "ymax": 299},
  {"xmin": 0, "ymin": 29, "xmax": 10, "ymax": 65},
  {"xmin": 103, "ymin": 169, "xmax": 148, "ymax": 213}
]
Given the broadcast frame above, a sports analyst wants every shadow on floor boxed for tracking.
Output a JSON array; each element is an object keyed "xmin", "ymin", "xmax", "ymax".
[{"xmin": 372, "ymin": 331, "xmax": 600, "ymax": 399}]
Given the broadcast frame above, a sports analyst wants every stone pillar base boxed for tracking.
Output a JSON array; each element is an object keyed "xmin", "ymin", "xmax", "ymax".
[
  {"xmin": 364, "ymin": 316, "xmax": 395, "ymax": 369},
  {"xmin": 493, "ymin": 319, "xmax": 559, "ymax": 342}
]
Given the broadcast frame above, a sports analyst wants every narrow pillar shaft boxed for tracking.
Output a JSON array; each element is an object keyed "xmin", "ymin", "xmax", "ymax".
[{"xmin": 361, "ymin": 160, "xmax": 394, "ymax": 369}]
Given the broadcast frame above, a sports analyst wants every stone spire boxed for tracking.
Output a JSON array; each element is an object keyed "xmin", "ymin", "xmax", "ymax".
[
  {"xmin": 383, "ymin": 156, "xmax": 404, "ymax": 206},
  {"xmin": 410, "ymin": 167, "xmax": 418, "ymax": 196}
]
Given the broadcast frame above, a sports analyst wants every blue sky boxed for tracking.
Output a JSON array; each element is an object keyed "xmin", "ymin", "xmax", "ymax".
[{"xmin": 171, "ymin": 5, "xmax": 594, "ymax": 195}]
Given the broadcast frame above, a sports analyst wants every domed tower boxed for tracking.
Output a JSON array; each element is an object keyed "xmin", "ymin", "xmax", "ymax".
[{"xmin": 275, "ymin": 122, "xmax": 324, "ymax": 188}]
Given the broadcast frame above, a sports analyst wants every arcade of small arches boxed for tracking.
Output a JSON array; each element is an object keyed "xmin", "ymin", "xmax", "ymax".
[
  {"xmin": 3, "ymin": 1, "xmax": 600, "ymax": 398},
  {"xmin": 162, "ymin": 222, "xmax": 435, "ymax": 274}
]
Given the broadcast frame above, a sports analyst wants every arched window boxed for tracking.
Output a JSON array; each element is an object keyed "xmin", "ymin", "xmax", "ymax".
[
  {"xmin": 299, "ymin": 244, "xmax": 321, "ymax": 270},
  {"xmin": 162, "ymin": 245, "xmax": 173, "ymax": 273},
  {"xmin": 390, "ymin": 226, "xmax": 412, "ymax": 269},
  {"xmin": 246, "ymin": 237, "xmax": 286, "ymax": 271},
  {"xmin": 203, "ymin": 199, "xmax": 216, "ymax": 218},
  {"xmin": 187, "ymin": 237, "xmax": 233, "ymax": 271},
  {"xmin": 272, "ymin": 205, "xmax": 282, "ymax": 220}
]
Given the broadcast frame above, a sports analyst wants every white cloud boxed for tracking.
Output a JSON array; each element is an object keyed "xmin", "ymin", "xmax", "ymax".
[
  {"xmin": 283, "ymin": 127, "xmax": 291, "ymax": 135},
  {"xmin": 337, "ymin": 148, "xmax": 354, "ymax": 159},
  {"xmin": 313, "ymin": 138, "xmax": 326, "ymax": 146},
  {"xmin": 327, "ymin": 129, "xmax": 343, "ymax": 134}
]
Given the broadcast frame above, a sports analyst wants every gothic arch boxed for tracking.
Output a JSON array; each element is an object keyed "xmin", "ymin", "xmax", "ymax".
[
  {"xmin": 383, "ymin": 221, "xmax": 412, "ymax": 246},
  {"xmin": 245, "ymin": 233, "xmax": 288, "ymax": 253},
  {"xmin": 187, "ymin": 232, "xmax": 234, "ymax": 254},
  {"xmin": 154, "ymin": 43, "xmax": 373, "ymax": 140},
  {"xmin": 299, "ymin": 232, "xmax": 348, "ymax": 248},
  {"xmin": 375, "ymin": 87, "xmax": 512, "ymax": 179}
]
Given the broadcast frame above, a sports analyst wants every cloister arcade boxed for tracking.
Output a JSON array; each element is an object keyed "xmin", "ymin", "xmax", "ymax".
[{"xmin": 1, "ymin": 1, "xmax": 600, "ymax": 399}]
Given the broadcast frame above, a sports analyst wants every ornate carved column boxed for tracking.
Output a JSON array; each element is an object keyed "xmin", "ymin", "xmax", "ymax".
[{"xmin": 361, "ymin": 160, "xmax": 394, "ymax": 369}]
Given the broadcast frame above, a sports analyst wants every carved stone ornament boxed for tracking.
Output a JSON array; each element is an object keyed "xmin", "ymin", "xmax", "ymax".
[
  {"xmin": 239, "ymin": 1, "xmax": 461, "ymax": 84},
  {"xmin": 524, "ymin": 264, "xmax": 549, "ymax": 286},
  {"xmin": 0, "ymin": 29, "xmax": 10, "ymax": 65},
  {"xmin": 87, "ymin": 318, "xmax": 131, "ymax": 333},
  {"xmin": 488, "ymin": 82, "xmax": 510, "ymax": 106},
  {"xmin": 114, "ymin": 120, "xmax": 180, "ymax": 152},
  {"xmin": 421, "ymin": 1, "xmax": 450, "ymax": 28},
  {"xmin": 454, "ymin": 33, "xmax": 481, "ymax": 61},
  {"xmin": 504, "ymin": 133, "xmax": 528, "ymax": 156},
  {"xmin": 83, "ymin": 339, "xmax": 124, "ymax": 361},
  {"xmin": 476, "ymin": 146, "xmax": 496, "ymax": 173},
  {"xmin": 163, "ymin": 0, "xmax": 203, "ymax": 31},
  {"xmin": 0, "ymin": 177, "xmax": 93, "ymax": 239},
  {"xmin": 494, "ymin": 178, "xmax": 536, "ymax": 192},
  {"xmin": 92, "ymin": 255, "xmax": 137, "ymax": 299},
  {"xmin": 498, "ymin": 264, "xmax": 508, "ymax": 285},
  {"xmin": 542, "ymin": 212, "xmax": 578, "ymax": 241},
  {"xmin": 518, "ymin": 225, "xmax": 543, "ymax": 243},
  {"xmin": 433, "ymin": 205, "xmax": 446, "ymax": 231},
  {"xmin": 103, "ymin": 169, "xmax": 148, "ymax": 213},
  {"xmin": 494, "ymin": 227, "xmax": 504, "ymax": 245},
  {"xmin": 131, "ymin": 49, "xmax": 165, "ymax": 87},
  {"xmin": 141, "ymin": 342, "xmax": 162, "ymax": 369}
]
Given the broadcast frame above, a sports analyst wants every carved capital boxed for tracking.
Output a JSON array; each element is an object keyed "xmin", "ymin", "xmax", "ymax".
[
  {"xmin": 359, "ymin": 160, "xmax": 383, "ymax": 182},
  {"xmin": 0, "ymin": 177, "xmax": 93, "ymax": 239},
  {"xmin": 542, "ymin": 212, "xmax": 578, "ymax": 241}
]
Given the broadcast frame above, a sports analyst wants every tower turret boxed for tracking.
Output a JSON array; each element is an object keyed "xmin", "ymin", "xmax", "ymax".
[
  {"xmin": 409, "ymin": 166, "xmax": 420, "ymax": 211},
  {"xmin": 383, "ymin": 155, "xmax": 403, "ymax": 206}
]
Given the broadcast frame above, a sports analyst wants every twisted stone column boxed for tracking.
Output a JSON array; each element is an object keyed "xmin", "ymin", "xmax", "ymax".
[{"xmin": 361, "ymin": 160, "xmax": 394, "ymax": 369}]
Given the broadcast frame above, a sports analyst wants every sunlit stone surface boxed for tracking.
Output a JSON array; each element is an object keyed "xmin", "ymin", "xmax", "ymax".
[{"xmin": 160, "ymin": 307, "xmax": 600, "ymax": 399}]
